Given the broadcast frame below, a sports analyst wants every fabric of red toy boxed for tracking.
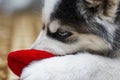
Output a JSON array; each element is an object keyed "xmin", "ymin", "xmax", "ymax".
[{"xmin": 7, "ymin": 50, "xmax": 55, "ymax": 77}]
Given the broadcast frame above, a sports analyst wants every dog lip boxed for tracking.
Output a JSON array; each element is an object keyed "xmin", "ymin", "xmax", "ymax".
[
  {"xmin": 39, "ymin": 47, "xmax": 56, "ymax": 54},
  {"xmin": 67, "ymin": 52, "xmax": 78, "ymax": 55}
]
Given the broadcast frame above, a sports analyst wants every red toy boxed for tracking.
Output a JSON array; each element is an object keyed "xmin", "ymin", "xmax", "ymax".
[{"xmin": 7, "ymin": 50, "xmax": 55, "ymax": 77}]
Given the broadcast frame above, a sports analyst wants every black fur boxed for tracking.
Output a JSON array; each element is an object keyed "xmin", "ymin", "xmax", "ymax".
[
  {"xmin": 51, "ymin": 0, "xmax": 84, "ymax": 25},
  {"xmin": 49, "ymin": 0, "xmax": 120, "ymax": 57}
]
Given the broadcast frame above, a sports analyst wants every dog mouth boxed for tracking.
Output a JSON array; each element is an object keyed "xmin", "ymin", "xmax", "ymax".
[
  {"xmin": 33, "ymin": 46, "xmax": 79, "ymax": 56},
  {"xmin": 66, "ymin": 52, "xmax": 78, "ymax": 55},
  {"xmin": 39, "ymin": 47, "xmax": 56, "ymax": 54}
]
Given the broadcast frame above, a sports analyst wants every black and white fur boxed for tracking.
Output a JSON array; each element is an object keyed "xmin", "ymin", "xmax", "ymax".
[
  {"xmin": 32, "ymin": 0, "xmax": 120, "ymax": 57},
  {"xmin": 2, "ymin": 0, "xmax": 120, "ymax": 80}
]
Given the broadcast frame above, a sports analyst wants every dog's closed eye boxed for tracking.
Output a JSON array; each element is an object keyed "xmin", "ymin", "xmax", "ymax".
[
  {"xmin": 47, "ymin": 28, "xmax": 72, "ymax": 42},
  {"xmin": 54, "ymin": 30, "xmax": 72, "ymax": 39}
]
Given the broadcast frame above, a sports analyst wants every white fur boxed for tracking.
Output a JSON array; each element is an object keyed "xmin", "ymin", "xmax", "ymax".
[
  {"xmin": 21, "ymin": 53, "xmax": 120, "ymax": 80},
  {"xmin": 31, "ymin": 30, "xmax": 45, "ymax": 48},
  {"xmin": 42, "ymin": 0, "xmax": 60, "ymax": 25}
]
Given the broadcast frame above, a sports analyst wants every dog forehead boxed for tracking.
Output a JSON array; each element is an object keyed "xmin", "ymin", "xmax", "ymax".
[
  {"xmin": 42, "ymin": 0, "xmax": 84, "ymax": 25},
  {"xmin": 51, "ymin": 0, "xmax": 81, "ymax": 24}
]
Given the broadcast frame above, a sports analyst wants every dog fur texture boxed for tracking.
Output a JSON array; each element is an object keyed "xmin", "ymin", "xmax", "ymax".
[
  {"xmin": 23, "ymin": 0, "xmax": 120, "ymax": 80},
  {"xmin": 1, "ymin": 0, "xmax": 120, "ymax": 80}
]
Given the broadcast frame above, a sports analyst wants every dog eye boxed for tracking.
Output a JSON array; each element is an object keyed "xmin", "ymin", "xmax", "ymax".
[{"xmin": 55, "ymin": 30, "xmax": 72, "ymax": 39}]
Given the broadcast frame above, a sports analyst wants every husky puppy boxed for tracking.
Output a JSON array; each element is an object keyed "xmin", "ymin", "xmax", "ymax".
[
  {"xmin": 21, "ymin": 1, "xmax": 120, "ymax": 80},
  {"xmin": 31, "ymin": 0, "xmax": 120, "ymax": 58},
  {"xmin": 2, "ymin": 0, "xmax": 120, "ymax": 80}
]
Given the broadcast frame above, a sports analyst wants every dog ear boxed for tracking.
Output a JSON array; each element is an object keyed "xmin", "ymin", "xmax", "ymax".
[{"xmin": 85, "ymin": 0, "xmax": 119, "ymax": 20}]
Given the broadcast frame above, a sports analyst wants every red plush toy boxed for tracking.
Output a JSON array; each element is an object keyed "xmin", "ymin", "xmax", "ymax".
[{"xmin": 7, "ymin": 50, "xmax": 55, "ymax": 77}]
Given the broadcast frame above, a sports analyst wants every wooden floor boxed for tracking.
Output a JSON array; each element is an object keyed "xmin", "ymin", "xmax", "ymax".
[{"xmin": 0, "ymin": 11, "xmax": 43, "ymax": 80}]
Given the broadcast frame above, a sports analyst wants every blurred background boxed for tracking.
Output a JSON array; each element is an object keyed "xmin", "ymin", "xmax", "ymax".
[{"xmin": 0, "ymin": 0, "xmax": 43, "ymax": 80}]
